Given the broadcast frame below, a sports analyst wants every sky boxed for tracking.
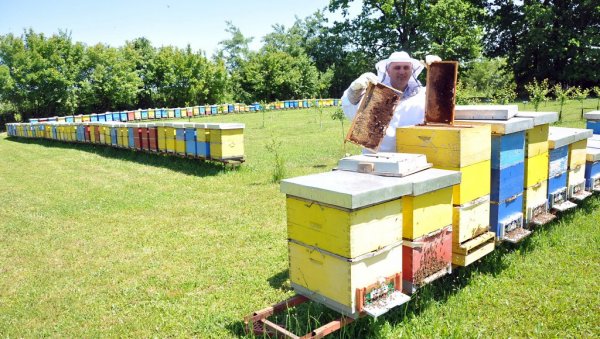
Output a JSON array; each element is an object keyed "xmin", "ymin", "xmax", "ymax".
[{"xmin": 0, "ymin": 0, "xmax": 360, "ymax": 55}]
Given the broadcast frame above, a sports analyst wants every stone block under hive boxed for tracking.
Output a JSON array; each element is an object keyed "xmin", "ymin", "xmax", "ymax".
[
  {"xmin": 345, "ymin": 83, "xmax": 401, "ymax": 152},
  {"xmin": 425, "ymin": 61, "xmax": 458, "ymax": 124},
  {"xmin": 402, "ymin": 225, "xmax": 452, "ymax": 294}
]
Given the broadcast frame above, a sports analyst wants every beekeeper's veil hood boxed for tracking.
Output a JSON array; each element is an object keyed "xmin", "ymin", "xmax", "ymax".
[{"xmin": 375, "ymin": 51, "xmax": 424, "ymax": 88}]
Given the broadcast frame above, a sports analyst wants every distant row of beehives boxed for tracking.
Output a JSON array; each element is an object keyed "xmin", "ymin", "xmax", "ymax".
[
  {"xmin": 6, "ymin": 121, "xmax": 245, "ymax": 162},
  {"xmin": 27, "ymin": 99, "xmax": 341, "ymax": 124}
]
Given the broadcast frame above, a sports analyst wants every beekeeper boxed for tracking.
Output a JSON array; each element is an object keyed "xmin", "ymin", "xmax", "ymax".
[{"xmin": 341, "ymin": 51, "xmax": 440, "ymax": 152}]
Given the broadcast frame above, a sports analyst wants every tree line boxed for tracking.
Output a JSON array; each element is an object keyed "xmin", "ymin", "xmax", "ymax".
[{"xmin": 1, "ymin": 0, "xmax": 598, "ymax": 123}]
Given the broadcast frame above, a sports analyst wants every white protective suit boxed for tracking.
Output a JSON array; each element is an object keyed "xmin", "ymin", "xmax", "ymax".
[{"xmin": 341, "ymin": 52, "xmax": 426, "ymax": 153}]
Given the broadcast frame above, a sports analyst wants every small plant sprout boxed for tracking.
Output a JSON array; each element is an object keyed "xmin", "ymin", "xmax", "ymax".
[{"xmin": 524, "ymin": 78, "xmax": 550, "ymax": 112}]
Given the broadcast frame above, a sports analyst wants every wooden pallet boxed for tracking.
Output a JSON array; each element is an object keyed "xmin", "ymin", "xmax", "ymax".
[{"xmin": 452, "ymin": 231, "xmax": 495, "ymax": 267}]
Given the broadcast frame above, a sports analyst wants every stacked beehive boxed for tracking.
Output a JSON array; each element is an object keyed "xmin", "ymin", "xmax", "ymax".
[
  {"xmin": 280, "ymin": 155, "xmax": 461, "ymax": 317},
  {"xmin": 455, "ymin": 106, "xmax": 534, "ymax": 242},
  {"xmin": 281, "ymin": 170, "xmax": 412, "ymax": 318},
  {"xmin": 584, "ymin": 112, "xmax": 600, "ymax": 191},
  {"xmin": 549, "ymin": 127, "xmax": 593, "ymax": 203},
  {"xmin": 336, "ymin": 153, "xmax": 460, "ymax": 294},
  {"xmin": 514, "ymin": 111, "xmax": 558, "ymax": 225},
  {"xmin": 396, "ymin": 124, "xmax": 495, "ymax": 267},
  {"xmin": 206, "ymin": 123, "xmax": 245, "ymax": 160}
]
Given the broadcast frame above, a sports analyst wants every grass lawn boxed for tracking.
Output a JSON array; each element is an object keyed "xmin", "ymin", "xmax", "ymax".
[{"xmin": 0, "ymin": 99, "xmax": 598, "ymax": 337}]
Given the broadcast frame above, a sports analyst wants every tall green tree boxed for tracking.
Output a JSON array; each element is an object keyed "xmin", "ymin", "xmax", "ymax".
[{"xmin": 481, "ymin": 0, "xmax": 600, "ymax": 89}]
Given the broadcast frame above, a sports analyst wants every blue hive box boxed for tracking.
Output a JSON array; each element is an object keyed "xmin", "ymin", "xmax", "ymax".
[
  {"xmin": 491, "ymin": 132, "xmax": 525, "ymax": 170},
  {"xmin": 120, "ymin": 111, "xmax": 128, "ymax": 122},
  {"xmin": 549, "ymin": 145, "xmax": 568, "ymax": 177},
  {"xmin": 548, "ymin": 171, "xmax": 567, "ymax": 195},
  {"xmin": 586, "ymin": 120, "xmax": 600, "ymax": 134},
  {"xmin": 491, "ymin": 162, "xmax": 525, "ymax": 202},
  {"xmin": 141, "ymin": 110, "xmax": 148, "ymax": 120},
  {"xmin": 185, "ymin": 124, "xmax": 197, "ymax": 156},
  {"xmin": 490, "ymin": 193, "xmax": 524, "ymax": 241}
]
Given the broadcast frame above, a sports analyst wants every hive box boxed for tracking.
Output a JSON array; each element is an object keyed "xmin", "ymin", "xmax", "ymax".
[
  {"xmin": 549, "ymin": 127, "xmax": 593, "ymax": 201},
  {"xmin": 195, "ymin": 123, "xmax": 210, "ymax": 158},
  {"xmin": 584, "ymin": 111, "xmax": 600, "ymax": 134},
  {"xmin": 289, "ymin": 240, "xmax": 407, "ymax": 319},
  {"xmin": 490, "ymin": 193, "xmax": 528, "ymax": 242},
  {"xmin": 207, "ymin": 123, "xmax": 245, "ymax": 160},
  {"xmin": 172, "ymin": 122, "xmax": 186, "ymax": 155},
  {"xmin": 164, "ymin": 123, "xmax": 176, "ymax": 153},
  {"xmin": 549, "ymin": 146, "xmax": 568, "ymax": 178},
  {"xmin": 567, "ymin": 164, "xmax": 589, "ymax": 200},
  {"xmin": 452, "ymin": 195, "xmax": 490, "ymax": 244},
  {"xmin": 585, "ymin": 148, "xmax": 600, "ymax": 191},
  {"xmin": 155, "ymin": 122, "xmax": 166, "ymax": 152},
  {"xmin": 523, "ymin": 181, "xmax": 553, "ymax": 225},
  {"xmin": 402, "ymin": 225, "xmax": 452, "ymax": 294},
  {"xmin": 454, "ymin": 105, "xmax": 518, "ymax": 120},
  {"xmin": 282, "ymin": 170, "xmax": 417, "ymax": 318},
  {"xmin": 184, "ymin": 123, "xmax": 197, "ymax": 156},
  {"xmin": 524, "ymin": 152, "xmax": 549, "ymax": 187},
  {"xmin": 396, "ymin": 124, "xmax": 491, "ymax": 168},
  {"xmin": 515, "ymin": 111, "xmax": 558, "ymax": 157}
]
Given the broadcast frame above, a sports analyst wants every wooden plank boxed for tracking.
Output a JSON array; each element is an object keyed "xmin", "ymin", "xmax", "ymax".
[
  {"xmin": 452, "ymin": 236, "xmax": 495, "ymax": 266},
  {"xmin": 453, "ymin": 231, "xmax": 495, "ymax": 254}
]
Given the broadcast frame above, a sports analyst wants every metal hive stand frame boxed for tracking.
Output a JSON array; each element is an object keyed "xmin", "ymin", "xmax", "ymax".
[{"xmin": 244, "ymin": 295, "xmax": 357, "ymax": 339}]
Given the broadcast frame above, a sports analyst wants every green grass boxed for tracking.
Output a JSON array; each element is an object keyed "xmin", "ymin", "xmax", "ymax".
[{"xmin": 0, "ymin": 100, "xmax": 599, "ymax": 338}]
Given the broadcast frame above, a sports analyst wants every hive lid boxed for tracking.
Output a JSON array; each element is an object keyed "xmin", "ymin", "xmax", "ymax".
[
  {"xmin": 514, "ymin": 111, "xmax": 558, "ymax": 125},
  {"xmin": 548, "ymin": 127, "xmax": 593, "ymax": 149},
  {"xmin": 425, "ymin": 61, "xmax": 458, "ymax": 124},
  {"xmin": 407, "ymin": 168, "xmax": 461, "ymax": 196},
  {"xmin": 454, "ymin": 117, "xmax": 533, "ymax": 134},
  {"xmin": 280, "ymin": 170, "xmax": 412, "ymax": 209},
  {"xmin": 584, "ymin": 111, "xmax": 600, "ymax": 120},
  {"xmin": 205, "ymin": 123, "xmax": 245, "ymax": 130},
  {"xmin": 587, "ymin": 136, "xmax": 600, "ymax": 149},
  {"xmin": 454, "ymin": 105, "xmax": 518, "ymax": 120},
  {"xmin": 586, "ymin": 148, "xmax": 600, "ymax": 162},
  {"xmin": 345, "ymin": 82, "xmax": 401, "ymax": 152},
  {"xmin": 336, "ymin": 153, "xmax": 430, "ymax": 177}
]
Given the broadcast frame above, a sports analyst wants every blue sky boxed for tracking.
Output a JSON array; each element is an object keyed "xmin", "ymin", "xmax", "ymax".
[{"xmin": 0, "ymin": 0, "xmax": 360, "ymax": 55}]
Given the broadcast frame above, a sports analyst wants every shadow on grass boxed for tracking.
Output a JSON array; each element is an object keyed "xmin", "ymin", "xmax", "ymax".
[
  {"xmin": 6, "ymin": 137, "xmax": 236, "ymax": 177},
  {"xmin": 228, "ymin": 195, "xmax": 600, "ymax": 338}
]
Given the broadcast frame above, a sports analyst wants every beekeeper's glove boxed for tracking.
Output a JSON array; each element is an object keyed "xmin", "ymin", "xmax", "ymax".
[
  {"xmin": 425, "ymin": 55, "xmax": 442, "ymax": 65},
  {"xmin": 347, "ymin": 72, "xmax": 378, "ymax": 105}
]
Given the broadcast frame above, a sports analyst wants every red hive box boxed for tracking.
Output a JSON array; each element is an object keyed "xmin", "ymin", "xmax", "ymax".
[{"xmin": 402, "ymin": 225, "xmax": 452, "ymax": 294}]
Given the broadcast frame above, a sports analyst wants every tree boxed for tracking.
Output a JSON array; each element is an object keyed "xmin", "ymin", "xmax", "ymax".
[
  {"xmin": 571, "ymin": 86, "xmax": 591, "ymax": 117},
  {"xmin": 552, "ymin": 84, "xmax": 572, "ymax": 120},
  {"xmin": 524, "ymin": 78, "xmax": 550, "ymax": 112},
  {"xmin": 481, "ymin": 0, "xmax": 600, "ymax": 90}
]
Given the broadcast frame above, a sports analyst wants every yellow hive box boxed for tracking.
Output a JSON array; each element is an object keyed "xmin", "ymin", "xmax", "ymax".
[
  {"xmin": 403, "ymin": 186, "xmax": 453, "ymax": 240},
  {"xmin": 525, "ymin": 124, "xmax": 549, "ymax": 157},
  {"xmin": 104, "ymin": 125, "xmax": 111, "ymax": 144},
  {"xmin": 134, "ymin": 110, "xmax": 142, "ymax": 120},
  {"xmin": 90, "ymin": 125, "xmax": 97, "ymax": 143},
  {"xmin": 568, "ymin": 140, "xmax": 587, "ymax": 169},
  {"xmin": 173, "ymin": 123, "xmax": 186, "ymax": 155},
  {"xmin": 452, "ymin": 231, "xmax": 495, "ymax": 266},
  {"xmin": 396, "ymin": 124, "xmax": 491, "ymax": 168},
  {"xmin": 287, "ymin": 196, "xmax": 402, "ymax": 258},
  {"xmin": 98, "ymin": 126, "xmax": 106, "ymax": 144},
  {"xmin": 438, "ymin": 160, "xmax": 490, "ymax": 205},
  {"xmin": 192, "ymin": 106, "xmax": 199, "ymax": 116},
  {"xmin": 148, "ymin": 109, "xmax": 155, "ymax": 119},
  {"xmin": 164, "ymin": 123, "xmax": 175, "ymax": 153},
  {"xmin": 155, "ymin": 123, "xmax": 166, "ymax": 152},
  {"xmin": 119, "ymin": 126, "xmax": 129, "ymax": 147},
  {"xmin": 82, "ymin": 115, "xmax": 90, "ymax": 122},
  {"xmin": 207, "ymin": 123, "xmax": 245, "ymax": 159},
  {"xmin": 289, "ymin": 240, "xmax": 403, "ymax": 318},
  {"xmin": 524, "ymin": 151, "xmax": 549, "ymax": 187},
  {"xmin": 452, "ymin": 195, "xmax": 490, "ymax": 244},
  {"xmin": 523, "ymin": 181, "xmax": 548, "ymax": 223},
  {"xmin": 167, "ymin": 109, "xmax": 175, "ymax": 118},
  {"xmin": 567, "ymin": 164, "xmax": 585, "ymax": 188},
  {"xmin": 196, "ymin": 125, "xmax": 209, "ymax": 142}
]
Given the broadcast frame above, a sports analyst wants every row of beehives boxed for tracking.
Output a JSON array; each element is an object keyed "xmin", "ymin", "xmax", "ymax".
[
  {"xmin": 278, "ymin": 107, "xmax": 600, "ymax": 319},
  {"xmin": 5, "ymin": 121, "xmax": 245, "ymax": 161},
  {"xmin": 27, "ymin": 99, "xmax": 341, "ymax": 124}
]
